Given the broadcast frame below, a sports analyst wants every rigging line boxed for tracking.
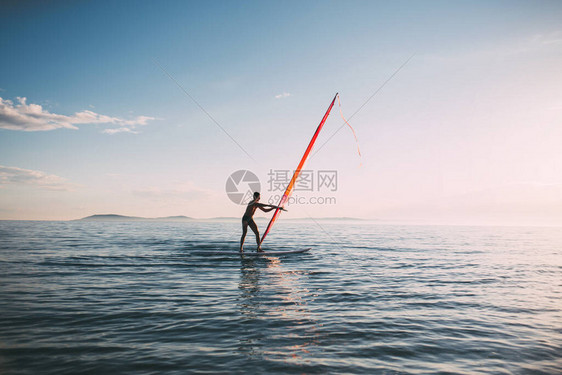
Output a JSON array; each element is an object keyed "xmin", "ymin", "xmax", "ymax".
[
  {"xmin": 300, "ymin": 206, "xmax": 382, "ymax": 284},
  {"xmin": 152, "ymin": 58, "xmax": 257, "ymax": 163},
  {"xmin": 337, "ymin": 94, "xmax": 362, "ymax": 163},
  {"xmin": 310, "ymin": 53, "xmax": 415, "ymax": 160}
]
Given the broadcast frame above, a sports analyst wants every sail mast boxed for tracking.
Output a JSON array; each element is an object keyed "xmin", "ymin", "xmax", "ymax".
[{"xmin": 260, "ymin": 93, "xmax": 338, "ymax": 245}]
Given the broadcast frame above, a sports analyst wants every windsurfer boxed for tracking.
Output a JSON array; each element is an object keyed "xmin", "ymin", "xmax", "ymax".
[{"xmin": 240, "ymin": 192, "xmax": 285, "ymax": 252}]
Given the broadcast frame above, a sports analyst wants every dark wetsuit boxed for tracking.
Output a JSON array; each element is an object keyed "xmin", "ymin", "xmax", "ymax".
[{"xmin": 242, "ymin": 214, "xmax": 256, "ymax": 226}]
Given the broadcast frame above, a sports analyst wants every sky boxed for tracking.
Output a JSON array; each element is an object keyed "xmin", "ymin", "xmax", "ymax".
[{"xmin": 1, "ymin": 0, "xmax": 561, "ymax": 225}]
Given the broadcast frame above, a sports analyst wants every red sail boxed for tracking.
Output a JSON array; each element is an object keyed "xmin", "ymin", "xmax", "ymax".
[{"xmin": 260, "ymin": 93, "xmax": 338, "ymax": 245}]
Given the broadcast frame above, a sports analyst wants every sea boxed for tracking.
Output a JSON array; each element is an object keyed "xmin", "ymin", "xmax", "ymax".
[{"xmin": 0, "ymin": 220, "xmax": 560, "ymax": 374}]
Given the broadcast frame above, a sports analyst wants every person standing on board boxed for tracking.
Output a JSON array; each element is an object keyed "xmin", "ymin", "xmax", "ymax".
[{"xmin": 240, "ymin": 192, "xmax": 285, "ymax": 252}]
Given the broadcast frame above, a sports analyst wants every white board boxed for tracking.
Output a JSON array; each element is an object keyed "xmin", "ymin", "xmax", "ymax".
[{"xmin": 196, "ymin": 248, "xmax": 311, "ymax": 256}]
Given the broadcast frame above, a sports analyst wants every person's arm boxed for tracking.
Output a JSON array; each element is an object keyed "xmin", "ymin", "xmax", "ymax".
[{"xmin": 257, "ymin": 203, "xmax": 287, "ymax": 212}]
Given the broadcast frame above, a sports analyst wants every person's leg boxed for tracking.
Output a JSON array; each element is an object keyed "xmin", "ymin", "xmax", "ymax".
[
  {"xmin": 240, "ymin": 221, "xmax": 248, "ymax": 252},
  {"xmin": 248, "ymin": 221, "xmax": 262, "ymax": 251}
]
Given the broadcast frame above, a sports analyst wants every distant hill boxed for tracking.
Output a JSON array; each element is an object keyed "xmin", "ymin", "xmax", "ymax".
[
  {"xmin": 77, "ymin": 214, "xmax": 366, "ymax": 222},
  {"xmin": 78, "ymin": 214, "xmax": 194, "ymax": 222},
  {"xmin": 79, "ymin": 214, "xmax": 142, "ymax": 221}
]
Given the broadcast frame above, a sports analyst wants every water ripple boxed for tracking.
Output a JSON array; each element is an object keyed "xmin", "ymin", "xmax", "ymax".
[{"xmin": 0, "ymin": 221, "xmax": 561, "ymax": 374}]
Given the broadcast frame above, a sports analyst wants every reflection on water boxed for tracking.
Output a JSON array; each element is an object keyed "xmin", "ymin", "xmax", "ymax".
[
  {"xmin": 237, "ymin": 258, "xmax": 262, "ymax": 357},
  {"xmin": 238, "ymin": 258, "xmax": 262, "ymax": 318},
  {"xmin": 237, "ymin": 256, "xmax": 321, "ymax": 364}
]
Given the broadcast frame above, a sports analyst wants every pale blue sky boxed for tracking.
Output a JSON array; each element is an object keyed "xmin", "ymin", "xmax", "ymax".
[{"xmin": 1, "ymin": 1, "xmax": 562, "ymax": 224}]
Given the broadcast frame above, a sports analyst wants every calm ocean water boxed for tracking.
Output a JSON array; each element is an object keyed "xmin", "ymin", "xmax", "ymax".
[{"xmin": 0, "ymin": 220, "xmax": 560, "ymax": 374}]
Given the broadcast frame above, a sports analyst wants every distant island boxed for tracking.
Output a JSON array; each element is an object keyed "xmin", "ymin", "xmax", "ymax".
[
  {"xmin": 77, "ymin": 214, "xmax": 195, "ymax": 222},
  {"xmin": 76, "ymin": 214, "xmax": 366, "ymax": 222}
]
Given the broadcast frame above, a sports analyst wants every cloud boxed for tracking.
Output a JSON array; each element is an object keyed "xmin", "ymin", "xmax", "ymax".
[
  {"xmin": 132, "ymin": 182, "xmax": 215, "ymax": 202},
  {"xmin": 275, "ymin": 92, "xmax": 291, "ymax": 99},
  {"xmin": 423, "ymin": 30, "xmax": 562, "ymax": 67},
  {"xmin": 0, "ymin": 165, "xmax": 77, "ymax": 191},
  {"xmin": 0, "ymin": 96, "xmax": 155, "ymax": 133},
  {"xmin": 530, "ymin": 30, "xmax": 562, "ymax": 45},
  {"xmin": 102, "ymin": 127, "xmax": 138, "ymax": 135}
]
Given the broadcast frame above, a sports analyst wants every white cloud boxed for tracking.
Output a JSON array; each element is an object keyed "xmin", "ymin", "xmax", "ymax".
[
  {"xmin": 275, "ymin": 92, "xmax": 291, "ymax": 99},
  {"xmin": 427, "ymin": 30, "xmax": 562, "ymax": 64},
  {"xmin": 132, "ymin": 184, "xmax": 212, "ymax": 201},
  {"xmin": 0, "ymin": 96, "xmax": 154, "ymax": 133},
  {"xmin": 0, "ymin": 165, "xmax": 77, "ymax": 191},
  {"xmin": 102, "ymin": 127, "xmax": 138, "ymax": 135},
  {"xmin": 530, "ymin": 30, "xmax": 562, "ymax": 45}
]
